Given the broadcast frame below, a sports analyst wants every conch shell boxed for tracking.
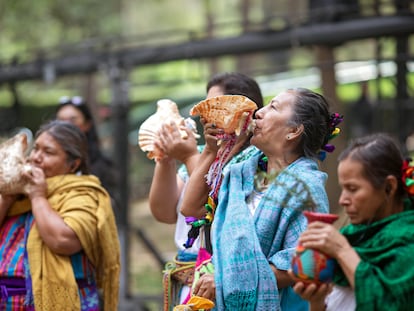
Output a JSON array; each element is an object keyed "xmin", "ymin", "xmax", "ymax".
[
  {"xmin": 0, "ymin": 132, "xmax": 31, "ymax": 194},
  {"xmin": 190, "ymin": 95, "xmax": 257, "ymax": 135},
  {"xmin": 138, "ymin": 99, "xmax": 198, "ymax": 160}
]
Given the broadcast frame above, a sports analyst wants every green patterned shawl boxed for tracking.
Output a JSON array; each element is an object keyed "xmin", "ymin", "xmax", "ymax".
[{"xmin": 335, "ymin": 203, "xmax": 414, "ymax": 311}]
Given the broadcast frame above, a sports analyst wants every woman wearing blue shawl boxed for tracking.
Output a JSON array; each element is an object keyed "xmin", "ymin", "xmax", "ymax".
[{"xmin": 181, "ymin": 88, "xmax": 341, "ymax": 310}]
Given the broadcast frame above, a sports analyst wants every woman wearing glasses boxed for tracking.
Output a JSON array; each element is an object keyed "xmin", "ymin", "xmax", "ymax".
[{"xmin": 56, "ymin": 96, "xmax": 119, "ymax": 210}]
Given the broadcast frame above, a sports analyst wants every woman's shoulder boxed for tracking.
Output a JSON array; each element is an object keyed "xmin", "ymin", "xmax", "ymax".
[
  {"xmin": 286, "ymin": 157, "xmax": 327, "ymax": 184},
  {"xmin": 280, "ymin": 157, "xmax": 329, "ymax": 210}
]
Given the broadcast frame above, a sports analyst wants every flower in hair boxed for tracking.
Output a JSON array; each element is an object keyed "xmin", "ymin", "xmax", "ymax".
[
  {"xmin": 318, "ymin": 113, "xmax": 344, "ymax": 161},
  {"xmin": 402, "ymin": 158, "xmax": 414, "ymax": 196},
  {"xmin": 329, "ymin": 113, "xmax": 344, "ymax": 128}
]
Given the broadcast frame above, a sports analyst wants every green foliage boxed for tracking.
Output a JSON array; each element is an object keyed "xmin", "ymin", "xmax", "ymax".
[{"xmin": 0, "ymin": 0, "xmax": 121, "ymax": 61}]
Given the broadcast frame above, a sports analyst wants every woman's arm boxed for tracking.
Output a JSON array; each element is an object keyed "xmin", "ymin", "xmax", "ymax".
[
  {"xmin": 149, "ymin": 158, "xmax": 181, "ymax": 223},
  {"xmin": 149, "ymin": 123, "xmax": 199, "ymax": 223},
  {"xmin": 180, "ymin": 148, "xmax": 217, "ymax": 218},
  {"xmin": 180, "ymin": 123, "xmax": 221, "ymax": 218},
  {"xmin": 24, "ymin": 167, "xmax": 82, "ymax": 256}
]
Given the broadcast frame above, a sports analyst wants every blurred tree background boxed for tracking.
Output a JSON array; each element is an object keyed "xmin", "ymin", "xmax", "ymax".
[{"xmin": 1, "ymin": 0, "xmax": 413, "ymax": 310}]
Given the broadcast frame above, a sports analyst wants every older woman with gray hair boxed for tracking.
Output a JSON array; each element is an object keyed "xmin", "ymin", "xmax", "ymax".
[{"xmin": 181, "ymin": 88, "xmax": 342, "ymax": 310}]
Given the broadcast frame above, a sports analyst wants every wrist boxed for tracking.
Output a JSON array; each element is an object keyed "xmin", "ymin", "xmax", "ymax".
[
  {"xmin": 310, "ymin": 300, "xmax": 327, "ymax": 311},
  {"xmin": 156, "ymin": 156, "xmax": 176, "ymax": 166},
  {"xmin": 202, "ymin": 147, "xmax": 218, "ymax": 158},
  {"xmin": 30, "ymin": 194, "xmax": 48, "ymax": 205},
  {"xmin": 335, "ymin": 244, "xmax": 354, "ymax": 261},
  {"xmin": 181, "ymin": 152, "xmax": 200, "ymax": 167}
]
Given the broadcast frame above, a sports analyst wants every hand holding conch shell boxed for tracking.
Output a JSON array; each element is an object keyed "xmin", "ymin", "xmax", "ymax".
[
  {"xmin": 138, "ymin": 99, "xmax": 199, "ymax": 161},
  {"xmin": 156, "ymin": 121, "xmax": 199, "ymax": 163},
  {"xmin": 22, "ymin": 164, "xmax": 48, "ymax": 200}
]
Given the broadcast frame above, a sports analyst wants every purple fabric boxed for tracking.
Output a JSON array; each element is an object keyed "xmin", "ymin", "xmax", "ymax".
[
  {"xmin": 0, "ymin": 278, "xmax": 26, "ymax": 299},
  {"xmin": 0, "ymin": 277, "xmax": 90, "ymax": 299},
  {"xmin": 23, "ymin": 213, "xmax": 35, "ymax": 306}
]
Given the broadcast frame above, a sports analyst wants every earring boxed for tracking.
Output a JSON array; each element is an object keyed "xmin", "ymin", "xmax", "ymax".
[{"xmin": 287, "ymin": 135, "xmax": 291, "ymax": 140}]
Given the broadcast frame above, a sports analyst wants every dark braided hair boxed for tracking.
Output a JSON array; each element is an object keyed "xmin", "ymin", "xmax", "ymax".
[{"xmin": 287, "ymin": 88, "xmax": 331, "ymax": 159}]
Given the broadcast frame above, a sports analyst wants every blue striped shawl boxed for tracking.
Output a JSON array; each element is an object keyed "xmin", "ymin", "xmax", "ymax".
[{"xmin": 212, "ymin": 151, "xmax": 329, "ymax": 310}]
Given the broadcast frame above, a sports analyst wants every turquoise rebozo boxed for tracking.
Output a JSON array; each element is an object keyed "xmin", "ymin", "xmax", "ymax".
[{"xmin": 212, "ymin": 150, "xmax": 329, "ymax": 310}]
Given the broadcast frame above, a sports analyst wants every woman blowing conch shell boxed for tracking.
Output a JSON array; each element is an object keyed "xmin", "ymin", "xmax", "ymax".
[{"xmin": 0, "ymin": 120, "xmax": 120, "ymax": 310}]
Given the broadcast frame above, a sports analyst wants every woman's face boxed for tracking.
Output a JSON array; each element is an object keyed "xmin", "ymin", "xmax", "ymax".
[
  {"xmin": 29, "ymin": 132, "xmax": 73, "ymax": 177},
  {"xmin": 251, "ymin": 90, "xmax": 296, "ymax": 153},
  {"xmin": 338, "ymin": 158, "xmax": 388, "ymax": 224},
  {"xmin": 56, "ymin": 105, "xmax": 90, "ymax": 133}
]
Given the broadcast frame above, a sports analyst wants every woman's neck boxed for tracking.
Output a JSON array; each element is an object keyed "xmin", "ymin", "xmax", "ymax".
[
  {"xmin": 266, "ymin": 153, "xmax": 300, "ymax": 173},
  {"xmin": 256, "ymin": 152, "xmax": 300, "ymax": 189}
]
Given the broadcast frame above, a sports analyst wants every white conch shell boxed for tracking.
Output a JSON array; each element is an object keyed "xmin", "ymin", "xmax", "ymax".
[
  {"xmin": 138, "ymin": 99, "xmax": 198, "ymax": 160},
  {"xmin": 190, "ymin": 95, "xmax": 257, "ymax": 135},
  {"xmin": 0, "ymin": 132, "xmax": 31, "ymax": 194}
]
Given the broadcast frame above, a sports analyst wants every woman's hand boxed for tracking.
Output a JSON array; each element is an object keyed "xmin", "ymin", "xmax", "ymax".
[
  {"xmin": 193, "ymin": 273, "xmax": 216, "ymax": 301},
  {"xmin": 22, "ymin": 165, "xmax": 47, "ymax": 200},
  {"xmin": 201, "ymin": 118, "xmax": 223, "ymax": 155},
  {"xmin": 155, "ymin": 122, "xmax": 198, "ymax": 163},
  {"xmin": 299, "ymin": 221, "xmax": 351, "ymax": 259},
  {"xmin": 293, "ymin": 281, "xmax": 332, "ymax": 310}
]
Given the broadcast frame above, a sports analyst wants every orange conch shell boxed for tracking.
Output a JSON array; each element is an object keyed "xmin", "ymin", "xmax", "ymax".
[
  {"xmin": 0, "ymin": 132, "xmax": 31, "ymax": 194},
  {"xmin": 138, "ymin": 99, "xmax": 198, "ymax": 160},
  {"xmin": 190, "ymin": 95, "xmax": 257, "ymax": 135}
]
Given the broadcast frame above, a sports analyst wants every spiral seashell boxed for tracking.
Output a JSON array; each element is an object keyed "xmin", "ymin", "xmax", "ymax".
[
  {"xmin": 0, "ymin": 132, "xmax": 30, "ymax": 194},
  {"xmin": 190, "ymin": 95, "xmax": 257, "ymax": 135},
  {"xmin": 138, "ymin": 99, "xmax": 198, "ymax": 160}
]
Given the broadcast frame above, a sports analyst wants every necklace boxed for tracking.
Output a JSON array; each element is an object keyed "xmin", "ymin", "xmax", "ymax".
[
  {"xmin": 255, "ymin": 154, "xmax": 269, "ymax": 190},
  {"xmin": 255, "ymin": 154, "xmax": 282, "ymax": 190},
  {"xmin": 258, "ymin": 154, "xmax": 268, "ymax": 172}
]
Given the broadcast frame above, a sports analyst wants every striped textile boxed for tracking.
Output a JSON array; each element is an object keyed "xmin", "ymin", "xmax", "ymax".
[
  {"xmin": 0, "ymin": 215, "xmax": 29, "ymax": 278},
  {"xmin": 0, "ymin": 215, "xmax": 99, "ymax": 310},
  {"xmin": 0, "ymin": 214, "xmax": 33, "ymax": 311}
]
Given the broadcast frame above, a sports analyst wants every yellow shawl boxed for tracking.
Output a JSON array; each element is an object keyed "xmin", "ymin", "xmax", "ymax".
[{"xmin": 8, "ymin": 174, "xmax": 120, "ymax": 311}]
